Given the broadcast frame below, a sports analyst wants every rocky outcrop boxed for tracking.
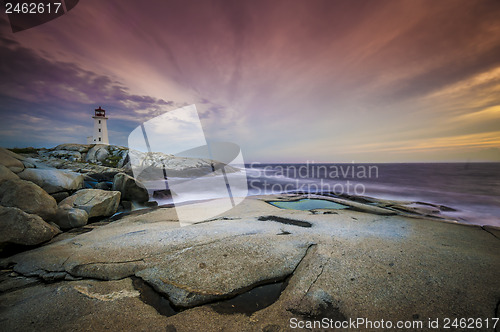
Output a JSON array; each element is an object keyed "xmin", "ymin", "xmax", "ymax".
[
  {"xmin": 45, "ymin": 150, "xmax": 83, "ymax": 162},
  {"xmin": 18, "ymin": 168, "xmax": 84, "ymax": 194},
  {"xmin": 54, "ymin": 204, "xmax": 89, "ymax": 230},
  {"xmin": 85, "ymin": 145, "xmax": 110, "ymax": 163},
  {"xmin": 17, "ymin": 144, "xmax": 238, "ymax": 183},
  {"xmin": 0, "ymin": 164, "xmax": 19, "ymax": 184},
  {"xmin": 112, "ymin": 173, "xmax": 149, "ymax": 203},
  {"xmin": 53, "ymin": 144, "xmax": 94, "ymax": 153},
  {"xmin": 0, "ymin": 206, "xmax": 60, "ymax": 246},
  {"xmin": 59, "ymin": 189, "xmax": 120, "ymax": 218},
  {"xmin": 1, "ymin": 195, "xmax": 499, "ymax": 331},
  {"xmin": 129, "ymin": 149, "xmax": 237, "ymax": 179},
  {"xmin": 0, "ymin": 179, "xmax": 57, "ymax": 221},
  {"xmin": 36, "ymin": 144, "xmax": 128, "ymax": 169},
  {"xmin": 35, "ymin": 157, "xmax": 121, "ymax": 176}
]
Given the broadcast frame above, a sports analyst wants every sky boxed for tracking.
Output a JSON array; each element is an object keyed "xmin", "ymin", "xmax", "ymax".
[{"xmin": 1, "ymin": 0, "xmax": 500, "ymax": 163}]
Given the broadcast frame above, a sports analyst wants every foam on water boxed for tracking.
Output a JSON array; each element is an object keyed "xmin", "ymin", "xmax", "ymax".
[{"xmin": 147, "ymin": 163, "xmax": 500, "ymax": 227}]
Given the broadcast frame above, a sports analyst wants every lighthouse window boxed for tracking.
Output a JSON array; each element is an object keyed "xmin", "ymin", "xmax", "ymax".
[
  {"xmin": 99, "ymin": 137, "xmax": 101, "ymax": 142},
  {"xmin": 98, "ymin": 120, "xmax": 101, "ymax": 124},
  {"xmin": 99, "ymin": 128, "xmax": 101, "ymax": 132}
]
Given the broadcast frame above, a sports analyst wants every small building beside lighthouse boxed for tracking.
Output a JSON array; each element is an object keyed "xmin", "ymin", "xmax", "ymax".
[{"xmin": 87, "ymin": 106, "xmax": 109, "ymax": 144}]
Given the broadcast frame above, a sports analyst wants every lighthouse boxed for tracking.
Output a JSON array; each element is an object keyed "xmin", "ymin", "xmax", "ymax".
[{"xmin": 87, "ymin": 106, "xmax": 109, "ymax": 144}]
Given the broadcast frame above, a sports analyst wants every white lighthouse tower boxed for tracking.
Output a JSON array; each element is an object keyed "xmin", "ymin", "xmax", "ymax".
[{"xmin": 87, "ymin": 106, "xmax": 109, "ymax": 144}]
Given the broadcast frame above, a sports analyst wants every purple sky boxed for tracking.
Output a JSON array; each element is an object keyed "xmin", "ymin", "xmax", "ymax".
[{"xmin": 1, "ymin": 0, "xmax": 500, "ymax": 162}]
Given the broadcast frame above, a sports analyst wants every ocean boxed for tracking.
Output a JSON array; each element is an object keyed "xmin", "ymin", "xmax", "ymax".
[
  {"xmin": 245, "ymin": 162, "xmax": 500, "ymax": 227},
  {"xmin": 148, "ymin": 162, "xmax": 500, "ymax": 227}
]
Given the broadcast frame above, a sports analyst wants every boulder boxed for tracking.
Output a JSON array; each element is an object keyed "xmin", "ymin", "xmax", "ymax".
[
  {"xmin": 0, "ymin": 179, "xmax": 57, "ymax": 221},
  {"xmin": 86, "ymin": 145, "xmax": 110, "ymax": 163},
  {"xmin": 18, "ymin": 168, "xmax": 84, "ymax": 194},
  {"xmin": 54, "ymin": 204, "xmax": 88, "ymax": 230},
  {"xmin": 59, "ymin": 189, "xmax": 121, "ymax": 218},
  {"xmin": 0, "ymin": 206, "xmax": 60, "ymax": 246},
  {"xmin": 113, "ymin": 173, "xmax": 149, "ymax": 203},
  {"xmin": 8, "ymin": 167, "xmax": 24, "ymax": 174},
  {"xmin": 0, "ymin": 148, "xmax": 25, "ymax": 170},
  {"xmin": 0, "ymin": 164, "xmax": 19, "ymax": 184}
]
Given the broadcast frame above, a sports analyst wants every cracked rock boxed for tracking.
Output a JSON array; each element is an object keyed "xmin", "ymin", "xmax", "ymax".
[{"xmin": 137, "ymin": 235, "xmax": 312, "ymax": 307}]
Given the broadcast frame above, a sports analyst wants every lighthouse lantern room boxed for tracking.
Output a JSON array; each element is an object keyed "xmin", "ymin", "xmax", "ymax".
[{"xmin": 88, "ymin": 106, "xmax": 109, "ymax": 145}]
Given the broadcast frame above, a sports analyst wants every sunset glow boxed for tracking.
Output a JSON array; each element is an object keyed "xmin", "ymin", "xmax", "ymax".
[{"xmin": 1, "ymin": 0, "xmax": 499, "ymax": 162}]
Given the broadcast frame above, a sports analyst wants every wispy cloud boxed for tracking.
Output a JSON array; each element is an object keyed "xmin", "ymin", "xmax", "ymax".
[{"xmin": 1, "ymin": 0, "xmax": 500, "ymax": 161}]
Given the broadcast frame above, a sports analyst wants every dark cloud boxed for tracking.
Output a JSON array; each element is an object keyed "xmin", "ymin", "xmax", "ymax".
[
  {"xmin": 0, "ymin": 35, "xmax": 174, "ymax": 121},
  {"xmin": 1, "ymin": 0, "xmax": 500, "ymax": 161},
  {"xmin": 0, "ymin": 32, "xmax": 180, "ymax": 147}
]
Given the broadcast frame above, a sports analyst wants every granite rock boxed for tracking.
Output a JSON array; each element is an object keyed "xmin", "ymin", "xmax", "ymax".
[
  {"xmin": 18, "ymin": 168, "xmax": 84, "ymax": 194},
  {"xmin": 0, "ymin": 179, "xmax": 57, "ymax": 221},
  {"xmin": 0, "ymin": 206, "xmax": 60, "ymax": 246},
  {"xmin": 59, "ymin": 189, "xmax": 120, "ymax": 218}
]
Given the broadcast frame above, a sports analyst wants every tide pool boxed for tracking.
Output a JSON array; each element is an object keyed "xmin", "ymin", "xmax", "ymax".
[{"xmin": 269, "ymin": 198, "xmax": 349, "ymax": 211}]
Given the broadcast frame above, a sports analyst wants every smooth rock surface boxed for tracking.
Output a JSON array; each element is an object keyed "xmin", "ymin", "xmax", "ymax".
[
  {"xmin": 0, "ymin": 148, "xmax": 24, "ymax": 170},
  {"xmin": 0, "ymin": 164, "xmax": 19, "ymax": 184},
  {"xmin": 18, "ymin": 168, "xmax": 84, "ymax": 194},
  {"xmin": 0, "ymin": 206, "xmax": 60, "ymax": 246},
  {"xmin": 137, "ymin": 235, "xmax": 312, "ymax": 307},
  {"xmin": 0, "ymin": 278, "xmax": 168, "ymax": 332},
  {"xmin": 1, "ymin": 195, "xmax": 499, "ymax": 331},
  {"xmin": 112, "ymin": 173, "xmax": 149, "ymax": 203},
  {"xmin": 59, "ymin": 189, "xmax": 121, "ymax": 218},
  {"xmin": 0, "ymin": 179, "xmax": 57, "ymax": 220},
  {"xmin": 8, "ymin": 167, "xmax": 24, "ymax": 174}
]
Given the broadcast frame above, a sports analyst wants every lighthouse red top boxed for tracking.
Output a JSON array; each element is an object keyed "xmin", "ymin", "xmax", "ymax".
[{"xmin": 94, "ymin": 106, "xmax": 106, "ymax": 117}]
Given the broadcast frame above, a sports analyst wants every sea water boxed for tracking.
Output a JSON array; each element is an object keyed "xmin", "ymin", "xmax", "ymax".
[
  {"xmin": 149, "ymin": 162, "xmax": 500, "ymax": 227},
  {"xmin": 269, "ymin": 198, "xmax": 349, "ymax": 210},
  {"xmin": 246, "ymin": 163, "xmax": 500, "ymax": 227}
]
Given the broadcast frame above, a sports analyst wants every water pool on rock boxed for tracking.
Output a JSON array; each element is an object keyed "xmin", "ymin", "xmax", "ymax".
[{"xmin": 269, "ymin": 198, "xmax": 349, "ymax": 211}]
